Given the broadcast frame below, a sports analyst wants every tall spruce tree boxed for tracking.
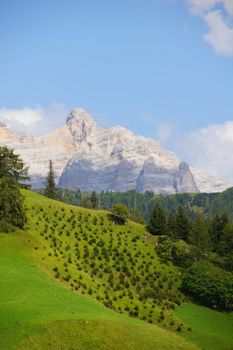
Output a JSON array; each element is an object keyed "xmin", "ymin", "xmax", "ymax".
[
  {"xmin": 166, "ymin": 213, "xmax": 177, "ymax": 239},
  {"xmin": 147, "ymin": 203, "xmax": 167, "ymax": 236},
  {"xmin": 174, "ymin": 206, "xmax": 191, "ymax": 242},
  {"xmin": 0, "ymin": 146, "xmax": 29, "ymax": 186},
  {"xmin": 45, "ymin": 160, "xmax": 56, "ymax": 199},
  {"xmin": 188, "ymin": 213, "xmax": 210, "ymax": 252},
  {"xmin": 221, "ymin": 222, "xmax": 233, "ymax": 271},
  {"xmin": 91, "ymin": 191, "xmax": 98, "ymax": 209},
  {"xmin": 210, "ymin": 213, "xmax": 229, "ymax": 253},
  {"xmin": 0, "ymin": 146, "xmax": 29, "ymax": 230}
]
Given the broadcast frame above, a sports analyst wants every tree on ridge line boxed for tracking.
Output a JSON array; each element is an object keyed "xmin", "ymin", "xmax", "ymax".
[{"xmin": 45, "ymin": 160, "xmax": 56, "ymax": 199}]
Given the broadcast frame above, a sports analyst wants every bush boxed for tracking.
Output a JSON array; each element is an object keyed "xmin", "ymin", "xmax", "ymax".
[
  {"xmin": 182, "ymin": 261, "xmax": 233, "ymax": 311},
  {"xmin": 108, "ymin": 204, "xmax": 129, "ymax": 225},
  {"xmin": 0, "ymin": 220, "xmax": 16, "ymax": 233},
  {"xmin": 171, "ymin": 240, "xmax": 196, "ymax": 267}
]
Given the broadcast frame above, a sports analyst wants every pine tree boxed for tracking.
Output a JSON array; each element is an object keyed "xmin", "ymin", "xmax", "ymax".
[
  {"xmin": 188, "ymin": 213, "xmax": 210, "ymax": 252},
  {"xmin": 218, "ymin": 222, "xmax": 233, "ymax": 270},
  {"xmin": 174, "ymin": 206, "xmax": 191, "ymax": 242},
  {"xmin": 210, "ymin": 213, "xmax": 229, "ymax": 253},
  {"xmin": 81, "ymin": 192, "xmax": 88, "ymax": 208},
  {"xmin": 166, "ymin": 213, "xmax": 177, "ymax": 239},
  {"xmin": 91, "ymin": 191, "xmax": 98, "ymax": 209},
  {"xmin": 44, "ymin": 160, "xmax": 56, "ymax": 199},
  {"xmin": 147, "ymin": 203, "xmax": 167, "ymax": 236},
  {"xmin": 0, "ymin": 146, "xmax": 29, "ymax": 230},
  {"xmin": 0, "ymin": 146, "xmax": 29, "ymax": 186}
]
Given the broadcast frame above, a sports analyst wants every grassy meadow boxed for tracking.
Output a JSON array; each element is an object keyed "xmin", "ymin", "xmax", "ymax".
[
  {"xmin": 0, "ymin": 190, "xmax": 232, "ymax": 349},
  {"xmin": 175, "ymin": 303, "xmax": 233, "ymax": 350},
  {"xmin": 0, "ymin": 231, "xmax": 200, "ymax": 350},
  {"xmin": 21, "ymin": 190, "xmax": 182, "ymax": 329}
]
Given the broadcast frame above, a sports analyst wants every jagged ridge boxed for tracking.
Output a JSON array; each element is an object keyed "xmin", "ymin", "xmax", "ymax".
[{"xmin": 0, "ymin": 108, "xmax": 230, "ymax": 193}]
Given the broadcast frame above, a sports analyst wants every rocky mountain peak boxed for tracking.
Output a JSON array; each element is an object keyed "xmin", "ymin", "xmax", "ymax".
[
  {"xmin": 66, "ymin": 108, "xmax": 97, "ymax": 144},
  {"xmin": 0, "ymin": 108, "xmax": 230, "ymax": 193},
  {"xmin": 0, "ymin": 121, "xmax": 7, "ymax": 128},
  {"xmin": 66, "ymin": 108, "xmax": 95, "ymax": 126}
]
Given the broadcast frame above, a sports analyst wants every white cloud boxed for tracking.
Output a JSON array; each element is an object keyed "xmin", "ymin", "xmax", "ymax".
[
  {"xmin": 204, "ymin": 10, "xmax": 233, "ymax": 55},
  {"xmin": 187, "ymin": 0, "xmax": 233, "ymax": 56},
  {"xmin": 0, "ymin": 103, "xmax": 69, "ymax": 135},
  {"xmin": 182, "ymin": 121, "xmax": 233, "ymax": 183},
  {"xmin": 188, "ymin": 0, "xmax": 233, "ymax": 15},
  {"xmin": 0, "ymin": 107, "xmax": 43, "ymax": 127},
  {"xmin": 188, "ymin": 0, "xmax": 222, "ymax": 14}
]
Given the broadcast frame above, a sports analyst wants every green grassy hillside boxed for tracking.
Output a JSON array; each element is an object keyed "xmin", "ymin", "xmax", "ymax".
[
  {"xmin": 175, "ymin": 303, "xmax": 233, "ymax": 350},
  {"xmin": 0, "ymin": 190, "xmax": 200, "ymax": 350},
  {"xmin": 23, "ymin": 190, "xmax": 183, "ymax": 329}
]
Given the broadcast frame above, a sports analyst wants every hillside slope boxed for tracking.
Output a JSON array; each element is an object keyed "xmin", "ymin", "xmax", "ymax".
[
  {"xmin": 21, "ymin": 190, "xmax": 183, "ymax": 328},
  {"xmin": 0, "ymin": 190, "xmax": 200, "ymax": 350}
]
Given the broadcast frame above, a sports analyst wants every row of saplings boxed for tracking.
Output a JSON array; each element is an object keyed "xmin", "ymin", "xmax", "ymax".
[{"xmin": 30, "ymin": 205, "xmax": 183, "ymax": 330}]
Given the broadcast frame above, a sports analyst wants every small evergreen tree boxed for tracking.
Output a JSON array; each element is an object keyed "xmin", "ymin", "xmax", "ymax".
[
  {"xmin": 44, "ymin": 160, "xmax": 56, "ymax": 199},
  {"xmin": 81, "ymin": 192, "xmax": 89, "ymax": 208},
  {"xmin": 166, "ymin": 213, "xmax": 177, "ymax": 239},
  {"xmin": 91, "ymin": 191, "xmax": 98, "ymax": 209},
  {"xmin": 147, "ymin": 203, "xmax": 167, "ymax": 236},
  {"xmin": 174, "ymin": 206, "xmax": 191, "ymax": 241}
]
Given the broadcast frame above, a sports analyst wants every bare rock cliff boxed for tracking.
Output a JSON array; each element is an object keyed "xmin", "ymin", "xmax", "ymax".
[{"xmin": 0, "ymin": 108, "xmax": 230, "ymax": 193}]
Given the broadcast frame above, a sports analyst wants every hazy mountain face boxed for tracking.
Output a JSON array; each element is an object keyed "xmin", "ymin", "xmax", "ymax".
[{"xmin": 0, "ymin": 108, "xmax": 230, "ymax": 193}]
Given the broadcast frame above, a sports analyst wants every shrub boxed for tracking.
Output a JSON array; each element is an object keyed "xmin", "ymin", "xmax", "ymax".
[
  {"xmin": 108, "ymin": 204, "xmax": 129, "ymax": 225},
  {"xmin": 182, "ymin": 261, "xmax": 233, "ymax": 311},
  {"xmin": 171, "ymin": 240, "xmax": 196, "ymax": 267}
]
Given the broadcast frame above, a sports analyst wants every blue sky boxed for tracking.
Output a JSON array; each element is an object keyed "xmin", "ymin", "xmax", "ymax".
[{"xmin": 1, "ymin": 0, "xmax": 233, "ymax": 181}]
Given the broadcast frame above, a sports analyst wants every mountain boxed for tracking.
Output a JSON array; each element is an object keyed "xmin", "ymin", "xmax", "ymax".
[
  {"xmin": 0, "ymin": 108, "xmax": 230, "ymax": 193},
  {"xmin": 191, "ymin": 167, "xmax": 230, "ymax": 193}
]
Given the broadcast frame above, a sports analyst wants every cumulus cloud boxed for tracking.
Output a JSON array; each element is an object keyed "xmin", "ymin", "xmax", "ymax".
[
  {"xmin": 0, "ymin": 103, "xmax": 69, "ymax": 135},
  {"xmin": 141, "ymin": 113, "xmax": 233, "ymax": 183},
  {"xmin": 204, "ymin": 10, "xmax": 233, "ymax": 55},
  {"xmin": 0, "ymin": 107, "xmax": 43, "ymax": 127},
  {"xmin": 187, "ymin": 0, "xmax": 233, "ymax": 56},
  {"xmin": 181, "ymin": 121, "xmax": 233, "ymax": 183}
]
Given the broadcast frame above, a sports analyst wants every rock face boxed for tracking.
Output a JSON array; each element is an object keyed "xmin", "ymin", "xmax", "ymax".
[
  {"xmin": 0, "ymin": 108, "xmax": 230, "ymax": 193},
  {"xmin": 191, "ymin": 168, "xmax": 231, "ymax": 193}
]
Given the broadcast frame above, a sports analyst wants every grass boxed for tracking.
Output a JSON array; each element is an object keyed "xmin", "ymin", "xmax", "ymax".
[
  {"xmin": 21, "ymin": 190, "xmax": 183, "ymax": 329},
  {"xmin": 0, "ymin": 191, "xmax": 200, "ymax": 350},
  {"xmin": 174, "ymin": 303, "xmax": 233, "ymax": 350}
]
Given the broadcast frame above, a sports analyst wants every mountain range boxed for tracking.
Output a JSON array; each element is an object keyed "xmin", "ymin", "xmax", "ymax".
[{"xmin": 0, "ymin": 108, "xmax": 230, "ymax": 194}]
